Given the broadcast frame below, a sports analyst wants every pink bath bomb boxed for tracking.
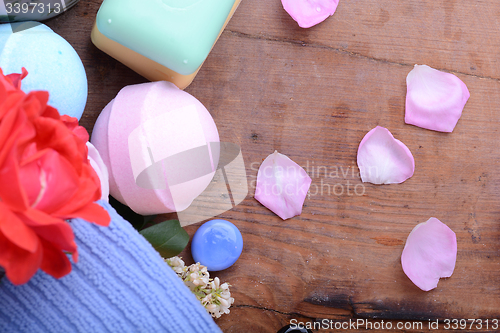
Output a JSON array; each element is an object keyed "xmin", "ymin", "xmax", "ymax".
[{"xmin": 91, "ymin": 81, "xmax": 220, "ymax": 215}]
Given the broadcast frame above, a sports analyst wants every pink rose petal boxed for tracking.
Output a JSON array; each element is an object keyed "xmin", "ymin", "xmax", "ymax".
[
  {"xmin": 357, "ymin": 126, "xmax": 415, "ymax": 184},
  {"xmin": 281, "ymin": 0, "xmax": 339, "ymax": 28},
  {"xmin": 87, "ymin": 142, "xmax": 110, "ymax": 202},
  {"xmin": 401, "ymin": 218, "xmax": 457, "ymax": 291},
  {"xmin": 255, "ymin": 151, "xmax": 311, "ymax": 220},
  {"xmin": 405, "ymin": 64, "xmax": 470, "ymax": 132}
]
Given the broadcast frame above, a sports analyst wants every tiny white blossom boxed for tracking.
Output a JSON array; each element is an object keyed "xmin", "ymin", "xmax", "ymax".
[
  {"xmin": 201, "ymin": 293, "xmax": 212, "ymax": 305},
  {"xmin": 220, "ymin": 290, "xmax": 231, "ymax": 299},
  {"xmin": 218, "ymin": 297, "xmax": 229, "ymax": 308},
  {"xmin": 164, "ymin": 257, "xmax": 234, "ymax": 318},
  {"xmin": 211, "ymin": 277, "xmax": 220, "ymax": 290},
  {"xmin": 206, "ymin": 304, "xmax": 217, "ymax": 312},
  {"xmin": 164, "ymin": 256, "xmax": 186, "ymax": 274}
]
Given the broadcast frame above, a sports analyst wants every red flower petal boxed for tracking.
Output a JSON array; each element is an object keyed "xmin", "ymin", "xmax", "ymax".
[
  {"xmin": 0, "ymin": 231, "xmax": 42, "ymax": 285},
  {"xmin": 60, "ymin": 114, "xmax": 78, "ymax": 131},
  {"xmin": 23, "ymin": 207, "xmax": 75, "ymax": 233},
  {"xmin": 21, "ymin": 91, "xmax": 49, "ymax": 120},
  {"xmin": 52, "ymin": 163, "xmax": 102, "ymax": 216},
  {"xmin": 33, "ymin": 116, "xmax": 85, "ymax": 174},
  {"xmin": 0, "ymin": 67, "xmax": 110, "ymax": 284},
  {"xmin": 61, "ymin": 202, "xmax": 111, "ymax": 227},
  {"xmin": 5, "ymin": 67, "xmax": 28, "ymax": 90},
  {"xmin": 0, "ymin": 202, "xmax": 38, "ymax": 253},
  {"xmin": 17, "ymin": 149, "xmax": 42, "ymax": 206},
  {"xmin": 61, "ymin": 115, "xmax": 89, "ymax": 142},
  {"xmin": 0, "ymin": 148, "xmax": 29, "ymax": 211},
  {"xmin": 0, "ymin": 95, "xmax": 35, "ymax": 167},
  {"xmin": 21, "ymin": 208, "xmax": 77, "ymax": 260},
  {"xmin": 0, "ymin": 67, "xmax": 25, "ymax": 93},
  {"xmin": 41, "ymin": 105, "xmax": 60, "ymax": 119},
  {"xmin": 29, "ymin": 221, "xmax": 77, "ymax": 254},
  {"xmin": 39, "ymin": 237, "xmax": 73, "ymax": 279},
  {"xmin": 24, "ymin": 149, "xmax": 80, "ymax": 214}
]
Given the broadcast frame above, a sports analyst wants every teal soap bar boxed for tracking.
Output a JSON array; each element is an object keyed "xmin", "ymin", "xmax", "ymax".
[
  {"xmin": 0, "ymin": 22, "xmax": 87, "ymax": 120},
  {"xmin": 96, "ymin": 0, "xmax": 236, "ymax": 75}
]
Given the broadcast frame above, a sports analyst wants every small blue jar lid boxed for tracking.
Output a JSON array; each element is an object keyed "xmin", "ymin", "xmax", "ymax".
[{"xmin": 191, "ymin": 219, "xmax": 243, "ymax": 271}]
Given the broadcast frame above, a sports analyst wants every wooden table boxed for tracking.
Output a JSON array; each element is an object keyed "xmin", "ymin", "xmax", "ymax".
[{"xmin": 42, "ymin": 1, "xmax": 500, "ymax": 332}]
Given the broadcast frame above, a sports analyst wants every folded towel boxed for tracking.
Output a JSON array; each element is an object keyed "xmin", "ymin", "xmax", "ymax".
[{"xmin": 0, "ymin": 200, "xmax": 222, "ymax": 333}]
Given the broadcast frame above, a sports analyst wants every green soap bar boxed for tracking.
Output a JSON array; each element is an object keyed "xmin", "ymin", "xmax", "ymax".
[{"xmin": 96, "ymin": 0, "xmax": 235, "ymax": 75}]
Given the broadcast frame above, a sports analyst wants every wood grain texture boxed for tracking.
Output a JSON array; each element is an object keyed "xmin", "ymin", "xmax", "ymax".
[{"xmin": 39, "ymin": 0, "xmax": 500, "ymax": 332}]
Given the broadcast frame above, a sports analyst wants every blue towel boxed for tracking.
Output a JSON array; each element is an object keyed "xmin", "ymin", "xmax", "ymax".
[{"xmin": 0, "ymin": 200, "xmax": 222, "ymax": 333}]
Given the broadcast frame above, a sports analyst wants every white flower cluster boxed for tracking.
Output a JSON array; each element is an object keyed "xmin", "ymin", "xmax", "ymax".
[{"xmin": 165, "ymin": 256, "xmax": 234, "ymax": 318}]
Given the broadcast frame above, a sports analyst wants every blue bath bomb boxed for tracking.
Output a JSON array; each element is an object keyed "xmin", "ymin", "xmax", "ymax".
[
  {"xmin": 0, "ymin": 22, "xmax": 87, "ymax": 120},
  {"xmin": 191, "ymin": 219, "xmax": 243, "ymax": 271}
]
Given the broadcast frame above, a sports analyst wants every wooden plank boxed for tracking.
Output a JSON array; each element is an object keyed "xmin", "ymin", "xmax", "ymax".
[{"xmin": 35, "ymin": 0, "xmax": 500, "ymax": 332}]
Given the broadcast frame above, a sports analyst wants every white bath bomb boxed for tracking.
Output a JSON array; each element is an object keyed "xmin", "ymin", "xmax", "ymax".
[{"xmin": 91, "ymin": 81, "xmax": 220, "ymax": 215}]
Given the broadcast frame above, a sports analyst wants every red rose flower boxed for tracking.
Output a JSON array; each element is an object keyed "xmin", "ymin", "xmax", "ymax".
[{"xmin": 0, "ymin": 68, "xmax": 110, "ymax": 285}]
